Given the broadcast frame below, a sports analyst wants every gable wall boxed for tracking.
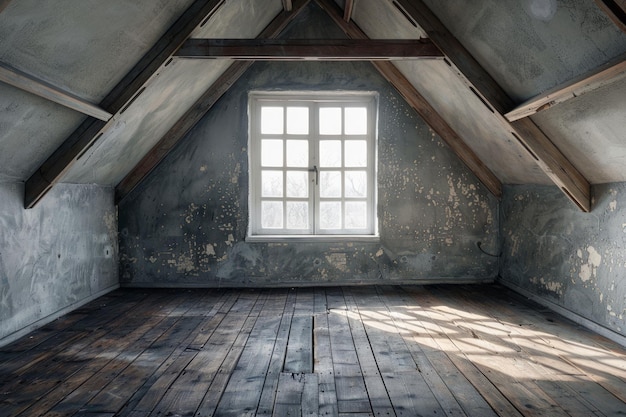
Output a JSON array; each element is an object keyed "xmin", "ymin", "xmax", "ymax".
[{"xmin": 118, "ymin": 57, "xmax": 499, "ymax": 287}]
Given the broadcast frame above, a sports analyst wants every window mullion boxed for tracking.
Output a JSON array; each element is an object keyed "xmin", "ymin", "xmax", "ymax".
[
  {"xmin": 311, "ymin": 103, "xmax": 319, "ymax": 234},
  {"xmin": 282, "ymin": 106, "xmax": 287, "ymax": 232}
]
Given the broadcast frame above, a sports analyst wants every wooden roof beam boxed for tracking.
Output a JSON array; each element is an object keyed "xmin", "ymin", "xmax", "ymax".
[
  {"xmin": 0, "ymin": 62, "xmax": 112, "ymax": 121},
  {"xmin": 344, "ymin": 0, "xmax": 355, "ymax": 22},
  {"xmin": 315, "ymin": 0, "xmax": 502, "ymax": 199},
  {"xmin": 393, "ymin": 0, "xmax": 591, "ymax": 211},
  {"xmin": 0, "ymin": 0, "xmax": 12, "ymax": 13},
  {"xmin": 175, "ymin": 38, "xmax": 443, "ymax": 60},
  {"xmin": 24, "ymin": 0, "xmax": 225, "ymax": 209},
  {"xmin": 595, "ymin": 0, "xmax": 626, "ymax": 33},
  {"xmin": 116, "ymin": 0, "xmax": 312, "ymax": 204},
  {"xmin": 506, "ymin": 53, "xmax": 626, "ymax": 121}
]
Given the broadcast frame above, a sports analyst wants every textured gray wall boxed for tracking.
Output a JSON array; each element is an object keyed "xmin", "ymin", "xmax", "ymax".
[
  {"xmin": 500, "ymin": 184, "xmax": 626, "ymax": 338},
  {"xmin": 118, "ymin": 55, "xmax": 499, "ymax": 287},
  {"xmin": 0, "ymin": 183, "xmax": 118, "ymax": 344}
]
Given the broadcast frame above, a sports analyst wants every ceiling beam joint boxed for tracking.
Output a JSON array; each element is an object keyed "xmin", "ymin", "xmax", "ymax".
[
  {"xmin": 24, "ymin": 0, "xmax": 226, "ymax": 209},
  {"xmin": 116, "ymin": 0, "xmax": 313, "ymax": 203},
  {"xmin": 315, "ymin": 0, "xmax": 502, "ymax": 199},
  {"xmin": 0, "ymin": 62, "xmax": 112, "ymax": 121},
  {"xmin": 392, "ymin": 0, "xmax": 591, "ymax": 211},
  {"xmin": 344, "ymin": 0, "xmax": 355, "ymax": 21},
  {"xmin": 506, "ymin": 52, "xmax": 626, "ymax": 121}
]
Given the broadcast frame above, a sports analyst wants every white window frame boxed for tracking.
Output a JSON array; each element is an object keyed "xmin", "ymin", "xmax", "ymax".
[{"xmin": 247, "ymin": 91, "xmax": 378, "ymax": 241}]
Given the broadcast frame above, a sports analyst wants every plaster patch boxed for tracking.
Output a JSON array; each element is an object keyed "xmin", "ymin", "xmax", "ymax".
[
  {"xmin": 225, "ymin": 234, "xmax": 234, "ymax": 246},
  {"xmin": 103, "ymin": 211, "xmax": 117, "ymax": 237},
  {"xmin": 609, "ymin": 200, "xmax": 617, "ymax": 212},
  {"xmin": 578, "ymin": 246, "xmax": 602, "ymax": 282},
  {"xmin": 326, "ymin": 253, "xmax": 347, "ymax": 272},
  {"xmin": 184, "ymin": 203, "xmax": 199, "ymax": 224},
  {"xmin": 588, "ymin": 246, "xmax": 602, "ymax": 268},
  {"xmin": 531, "ymin": 277, "xmax": 563, "ymax": 295},
  {"xmin": 579, "ymin": 264, "xmax": 592, "ymax": 282},
  {"xmin": 176, "ymin": 253, "xmax": 196, "ymax": 274},
  {"xmin": 231, "ymin": 163, "xmax": 241, "ymax": 184},
  {"xmin": 206, "ymin": 244, "xmax": 215, "ymax": 256},
  {"xmin": 375, "ymin": 248, "xmax": 384, "ymax": 257}
]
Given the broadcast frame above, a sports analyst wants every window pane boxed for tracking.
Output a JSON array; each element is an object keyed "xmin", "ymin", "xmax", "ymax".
[
  {"xmin": 320, "ymin": 202, "xmax": 342, "ymax": 229},
  {"xmin": 262, "ymin": 201, "xmax": 283, "ymax": 228},
  {"xmin": 262, "ymin": 171, "xmax": 283, "ymax": 197},
  {"xmin": 345, "ymin": 140, "xmax": 367, "ymax": 167},
  {"xmin": 286, "ymin": 171, "xmax": 308, "ymax": 198},
  {"xmin": 261, "ymin": 106, "xmax": 283, "ymax": 134},
  {"xmin": 345, "ymin": 171, "xmax": 367, "ymax": 198},
  {"xmin": 286, "ymin": 202, "xmax": 308, "ymax": 229},
  {"xmin": 345, "ymin": 107, "xmax": 367, "ymax": 134},
  {"xmin": 262, "ymin": 139, "xmax": 283, "ymax": 167},
  {"xmin": 319, "ymin": 140, "xmax": 341, "ymax": 167},
  {"xmin": 345, "ymin": 202, "xmax": 367, "ymax": 229},
  {"xmin": 286, "ymin": 140, "xmax": 308, "ymax": 167},
  {"xmin": 320, "ymin": 171, "xmax": 341, "ymax": 198},
  {"xmin": 319, "ymin": 107, "xmax": 341, "ymax": 135},
  {"xmin": 286, "ymin": 107, "xmax": 309, "ymax": 134}
]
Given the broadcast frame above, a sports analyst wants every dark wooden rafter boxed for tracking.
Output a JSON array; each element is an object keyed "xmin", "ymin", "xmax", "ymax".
[
  {"xmin": 315, "ymin": 0, "xmax": 502, "ymax": 199},
  {"xmin": 115, "ymin": 0, "xmax": 312, "ymax": 203},
  {"xmin": 175, "ymin": 38, "xmax": 443, "ymax": 60},
  {"xmin": 24, "ymin": 0, "xmax": 226, "ymax": 209},
  {"xmin": 506, "ymin": 52, "xmax": 626, "ymax": 121},
  {"xmin": 0, "ymin": 62, "xmax": 112, "ymax": 121},
  {"xmin": 595, "ymin": 0, "xmax": 626, "ymax": 33},
  {"xmin": 392, "ymin": 0, "xmax": 591, "ymax": 212},
  {"xmin": 344, "ymin": 0, "xmax": 355, "ymax": 21},
  {"xmin": 0, "ymin": 0, "xmax": 12, "ymax": 13}
]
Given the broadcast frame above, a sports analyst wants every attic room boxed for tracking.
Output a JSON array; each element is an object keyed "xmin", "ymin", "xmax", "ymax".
[{"xmin": 1, "ymin": 0, "xmax": 626, "ymax": 415}]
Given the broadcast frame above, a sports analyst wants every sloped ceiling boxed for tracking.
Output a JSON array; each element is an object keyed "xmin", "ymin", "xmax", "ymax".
[
  {"xmin": 421, "ymin": 0, "xmax": 626, "ymax": 183},
  {"xmin": 1, "ymin": 0, "xmax": 625, "ymax": 209},
  {"xmin": 0, "ymin": 0, "xmax": 196, "ymax": 182}
]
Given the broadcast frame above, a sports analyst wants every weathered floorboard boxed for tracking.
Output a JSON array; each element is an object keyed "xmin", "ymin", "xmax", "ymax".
[{"xmin": 0, "ymin": 286, "xmax": 624, "ymax": 417}]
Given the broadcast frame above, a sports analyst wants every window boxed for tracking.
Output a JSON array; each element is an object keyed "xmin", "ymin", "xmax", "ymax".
[{"xmin": 248, "ymin": 92, "xmax": 377, "ymax": 239}]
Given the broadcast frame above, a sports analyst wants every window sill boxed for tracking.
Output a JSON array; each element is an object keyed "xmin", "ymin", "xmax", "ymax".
[{"xmin": 245, "ymin": 234, "xmax": 380, "ymax": 243}]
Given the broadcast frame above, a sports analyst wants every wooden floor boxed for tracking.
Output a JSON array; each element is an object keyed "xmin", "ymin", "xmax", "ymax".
[{"xmin": 1, "ymin": 285, "xmax": 625, "ymax": 417}]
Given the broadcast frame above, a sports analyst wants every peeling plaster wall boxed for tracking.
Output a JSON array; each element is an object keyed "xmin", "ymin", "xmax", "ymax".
[
  {"xmin": 118, "ymin": 3, "xmax": 498, "ymax": 287},
  {"xmin": 0, "ymin": 183, "xmax": 118, "ymax": 345},
  {"xmin": 118, "ymin": 73, "xmax": 498, "ymax": 287},
  {"xmin": 500, "ymin": 184, "xmax": 626, "ymax": 338}
]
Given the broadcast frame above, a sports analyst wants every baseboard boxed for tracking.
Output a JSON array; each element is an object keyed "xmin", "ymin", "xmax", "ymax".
[
  {"xmin": 0, "ymin": 283, "xmax": 120, "ymax": 348},
  {"xmin": 500, "ymin": 280, "xmax": 626, "ymax": 348},
  {"xmin": 120, "ymin": 276, "xmax": 495, "ymax": 289}
]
